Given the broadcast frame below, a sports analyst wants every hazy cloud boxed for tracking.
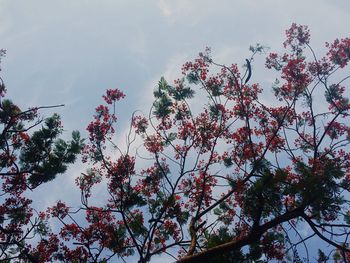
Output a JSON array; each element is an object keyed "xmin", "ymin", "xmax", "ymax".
[{"xmin": 158, "ymin": 0, "xmax": 172, "ymax": 17}]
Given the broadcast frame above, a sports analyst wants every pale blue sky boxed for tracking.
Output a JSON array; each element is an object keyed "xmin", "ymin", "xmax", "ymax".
[{"xmin": 1, "ymin": 1, "xmax": 349, "ymax": 261}]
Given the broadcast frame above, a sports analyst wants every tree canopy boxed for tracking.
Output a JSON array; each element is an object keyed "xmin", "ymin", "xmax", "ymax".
[
  {"xmin": 1, "ymin": 24, "xmax": 350, "ymax": 262},
  {"xmin": 0, "ymin": 49, "xmax": 84, "ymax": 262}
]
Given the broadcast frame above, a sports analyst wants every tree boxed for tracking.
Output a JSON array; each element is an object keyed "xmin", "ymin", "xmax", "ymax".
[
  {"xmin": 0, "ymin": 50, "xmax": 84, "ymax": 262},
  {"xmin": 7, "ymin": 24, "xmax": 350, "ymax": 262}
]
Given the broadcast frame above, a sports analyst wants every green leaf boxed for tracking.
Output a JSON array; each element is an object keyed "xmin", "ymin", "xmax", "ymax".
[
  {"xmin": 164, "ymin": 132, "xmax": 177, "ymax": 146},
  {"xmin": 318, "ymin": 249, "xmax": 328, "ymax": 262},
  {"xmin": 249, "ymin": 243, "xmax": 262, "ymax": 261},
  {"xmin": 223, "ymin": 157, "xmax": 233, "ymax": 167},
  {"xmin": 177, "ymin": 211, "xmax": 189, "ymax": 225},
  {"xmin": 213, "ymin": 208, "xmax": 222, "ymax": 216},
  {"xmin": 186, "ymin": 72, "xmax": 199, "ymax": 84}
]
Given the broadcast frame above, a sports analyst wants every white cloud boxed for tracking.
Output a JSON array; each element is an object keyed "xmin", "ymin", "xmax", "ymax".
[{"xmin": 158, "ymin": 0, "xmax": 172, "ymax": 17}]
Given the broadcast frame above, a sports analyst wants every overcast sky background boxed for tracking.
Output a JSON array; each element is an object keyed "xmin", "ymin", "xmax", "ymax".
[{"xmin": 1, "ymin": 0, "xmax": 350, "ymax": 262}]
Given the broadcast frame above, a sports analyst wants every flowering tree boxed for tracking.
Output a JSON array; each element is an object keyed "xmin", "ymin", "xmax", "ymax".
[
  {"xmin": 30, "ymin": 24, "xmax": 350, "ymax": 262},
  {"xmin": 0, "ymin": 50, "xmax": 84, "ymax": 262}
]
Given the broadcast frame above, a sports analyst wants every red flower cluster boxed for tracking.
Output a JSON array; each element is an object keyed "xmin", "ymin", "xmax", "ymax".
[
  {"xmin": 102, "ymin": 88, "xmax": 125, "ymax": 104},
  {"xmin": 326, "ymin": 38, "xmax": 350, "ymax": 68}
]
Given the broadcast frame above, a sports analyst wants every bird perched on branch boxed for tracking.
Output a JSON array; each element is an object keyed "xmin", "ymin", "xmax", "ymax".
[{"xmin": 244, "ymin": 59, "xmax": 252, "ymax": 84}]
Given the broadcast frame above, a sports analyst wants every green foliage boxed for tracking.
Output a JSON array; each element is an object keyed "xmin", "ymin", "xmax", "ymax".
[
  {"xmin": 244, "ymin": 173, "xmax": 283, "ymax": 219},
  {"xmin": 186, "ymin": 72, "xmax": 200, "ymax": 84},
  {"xmin": 243, "ymin": 161, "xmax": 284, "ymax": 219},
  {"xmin": 223, "ymin": 156, "xmax": 233, "ymax": 168},
  {"xmin": 243, "ymin": 156, "xmax": 345, "ymax": 223},
  {"xmin": 176, "ymin": 210, "xmax": 189, "ymax": 225},
  {"xmin": 153, "ymin": 77, "xmax": 194, "ymax": 118},
  {"xmin": 124, "ymin": 189, "xmax": 147, "ymax": 208},
  {"xmin": 249, "ymin": 43, "xmax": 268, "ymax": 54},
  {"xmin": 213, "ymin": 207, "xmax": 223, "ymax": 216},
  {"xmin": 292, "ymin": 160, "xmax": 344, "ymax": 221},
  {"xmin": 333, "ymin": 250, "xmax": 342, "ymax": 261},
  {"xmin": 7, "ymin": 201, "xmax": 29, "ymax": 223},
  {"xmin": 209, "ymin": 83, "xmax": 223, "ymax": 97},
  {"xmin": 129, "ymin": 213, "xmax": 147, "ymax": 237},
  {"xmin": 203, "ymin": 228, "xmax": 245, "ymax": 263},
  {"xmin": 249, "ymin": 243, "xmax": 262, "ymax": 261},
  {"xmin": 0, "ymin": 63, "xmax": 85, "ymax": 261},
  {"xmin": 318, "ymin": 249, "xmax": 328, "ymax": 262},
  {"xmin": 168, "ymin": 85, "xmax": 195, "ymax": 101},
  {"xmin": 20, "ymin": 114, "xmax": 84, "ymax": 188},
  {"xmin": 106, "ymin": 225, "xmax": 129, "ymax": 254},
  {"xmin": 34, "ymin": 219, "xmax": 50, "ymax": 236},
  {"xmin": 324, "ymin": 84, "xmax": 349, "ymax": 111},
  {"xmin": 153, "ymin": 77, "xmax": 173, "ymax": 118},
  {"xmin": 164, "ymin": 132, "xmax": 177, "ymax": 146},
  {"xmin": 0, "ymin": 99, "xmax": 20, "ymax": 123},
  {"xmin": 209, "ymin": 104, "xmax": 223, "ymax": 119},
  {"xmin": 325, "ymin": 84, "xmax": 343, "ymax": 104}
]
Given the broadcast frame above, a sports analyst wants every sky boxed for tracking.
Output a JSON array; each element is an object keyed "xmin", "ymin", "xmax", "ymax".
[{"xmin": 1, "ymin": 0, "xmax": 350, "ymax": 262}]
